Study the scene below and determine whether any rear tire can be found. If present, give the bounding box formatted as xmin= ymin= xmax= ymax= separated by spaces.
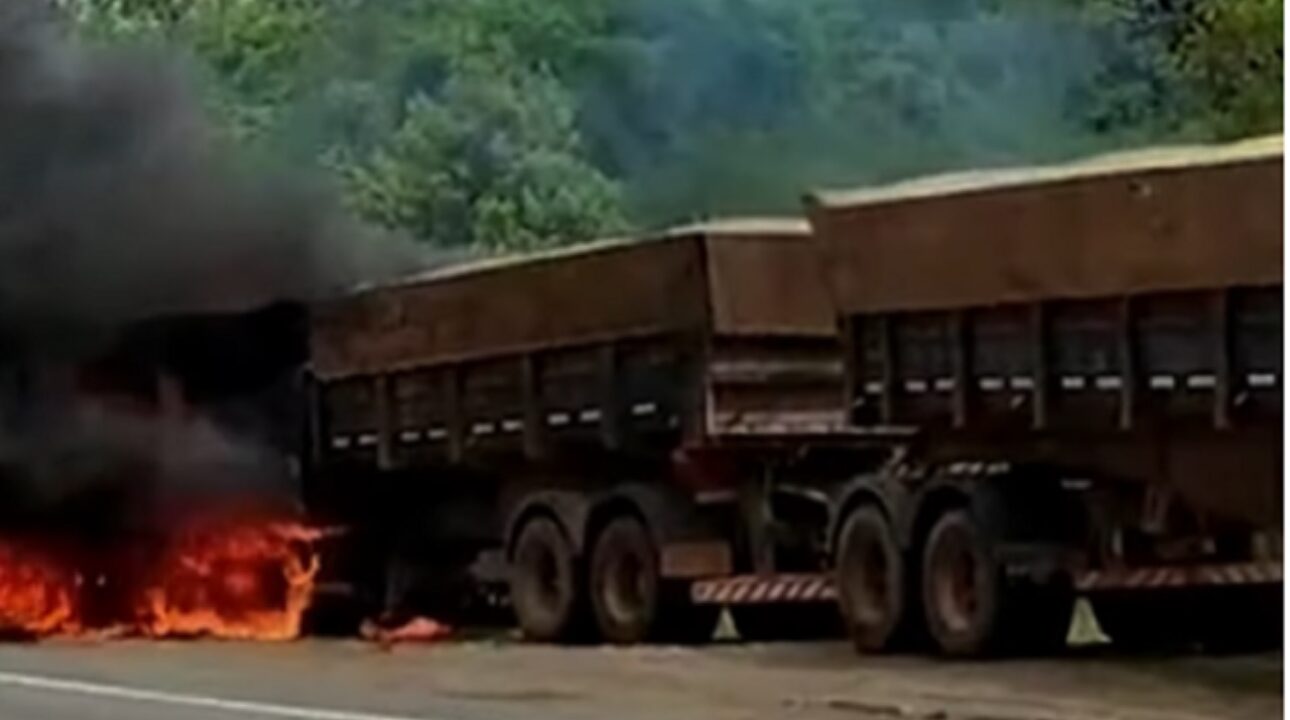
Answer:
xmin=922 ymin=510 xmax=1001 ymax=656
xmin=835 ymin=505 xmax=906 ymax=653
xmin=589 ymin=516 xmax=661 ymax=644
xmin=511 ymin=516 xmax=586 ymax=643
xmin=922 ymin=510 xmax=1073 ymax=657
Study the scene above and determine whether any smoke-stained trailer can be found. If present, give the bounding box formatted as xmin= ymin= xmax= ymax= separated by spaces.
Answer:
xmin=306 ymin=220 xmax=876 ymax=641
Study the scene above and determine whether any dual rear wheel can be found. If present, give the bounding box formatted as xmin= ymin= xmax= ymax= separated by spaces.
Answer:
xmin=835 ymin=505 xmax=906 ymax=652
xmin=589 ymin=516 xmax=719 ymax=644
xmin=921 ymin=509 xmax=1073 ymax=656
xmin=510 ymin=516 xmax=586 ymax=642
xmin=514 ymin=504 xmax=1079 ymax=654
xmin=835 ymin=505 xmax=1074 ymax=656
xmin=510 ymin=514 xmax=718 ymax=644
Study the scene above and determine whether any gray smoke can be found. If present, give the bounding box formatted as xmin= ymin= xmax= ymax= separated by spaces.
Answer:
xmin=577 ymin=0 xmax=1152 ymax=223
xmin=0 ymin=0 xmax=422 ymax=336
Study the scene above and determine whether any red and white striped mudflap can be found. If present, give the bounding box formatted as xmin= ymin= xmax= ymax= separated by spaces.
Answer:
xmin=690 ymin=573 xmax=836 ymax=605
xmin=1075 ymin=560 xmax=1283 ymax=592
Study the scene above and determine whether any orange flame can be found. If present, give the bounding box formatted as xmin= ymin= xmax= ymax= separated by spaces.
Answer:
xmin=0 ymin=543 xmax=78 ymax=636
xmin=0 ymin=519 xmax=326 ymax=641
xmin=139 ymin=521 xmax=324 ymax=641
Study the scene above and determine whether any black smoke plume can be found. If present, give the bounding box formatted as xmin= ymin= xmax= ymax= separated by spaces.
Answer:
xmin=0 ymin=1 xmax=420 ymax=542
xmin=0 ymin=1 xmax=420 ymax=335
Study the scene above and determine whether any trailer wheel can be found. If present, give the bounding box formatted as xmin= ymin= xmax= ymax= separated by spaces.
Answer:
xmin=921 ymin=509 xmax=1002 ymax=656
xmin=590 ymin=516 xmax=661 ymax=644
xmin=835 ymin=505 xmax=905 ymax=653
xmin=511 ymin=516 xmax=585 ymax=642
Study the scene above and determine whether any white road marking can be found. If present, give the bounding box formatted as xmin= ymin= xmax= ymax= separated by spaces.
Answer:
xmin=0 ymin=671 xmax=444 ymax=720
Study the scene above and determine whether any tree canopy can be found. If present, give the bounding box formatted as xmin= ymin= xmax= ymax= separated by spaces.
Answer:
xmin=59 ymin=0 xmax=1283 ymax=252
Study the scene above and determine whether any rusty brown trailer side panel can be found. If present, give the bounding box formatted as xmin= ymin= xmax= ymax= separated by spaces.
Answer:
xmin=808 ymin=136 xmax=1282 ymax=313
xmin=310 ymin=234 xmax=709 ymax=380
xmin=807 ymin=136 xmax=1283 ymax=526
xmin=309 ymin=221 xmax=842 ymax=468
xmin=704 ymin=229 xmax=837 ymax=338
xmin=311 ymin=220 xmax=835 ymax=380
xmin=700 ymin=227 xmax=848 ymax=438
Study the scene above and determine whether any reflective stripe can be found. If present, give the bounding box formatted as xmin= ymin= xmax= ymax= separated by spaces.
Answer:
xmin=1149 ymin=375 xmax=1176 ymax=390
xmin=630 ymin=402 xmax=658 ymax=416
xmin=1095 ymin=375 xmax=1123 ymax=391
xmin=1248 ymin=372 xmax=1278 ymax=388
xmin=979 ymin=377 xmax=1004 ymax=391
xmin=1010 ymin=376 xmax=1035 ymax=391
xmin=1075 ymin=562 xmax=1282 ymax=590
xmin=1186 ymin=374 xmax=1217 ymax=389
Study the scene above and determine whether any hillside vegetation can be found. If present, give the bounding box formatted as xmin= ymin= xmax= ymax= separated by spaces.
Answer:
xmin=62 ymin=0 xmax=1282 ymax=251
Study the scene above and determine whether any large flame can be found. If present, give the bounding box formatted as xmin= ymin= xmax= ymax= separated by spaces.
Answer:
xmin=139 ymin=521 xmax=324 ymax=641
xmin=0 ymin=543 xmax=78 ymax=636
xmin=0 ymin=519 xmax=324 ymax=641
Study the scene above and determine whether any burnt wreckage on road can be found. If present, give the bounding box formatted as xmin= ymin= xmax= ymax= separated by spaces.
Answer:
xmin=40 ymin=136 xmax=1282 ymax=655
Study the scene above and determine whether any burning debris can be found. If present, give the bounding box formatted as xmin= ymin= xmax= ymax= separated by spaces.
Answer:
xmin=360 ymin=616 xmax=454 ymax=648
xmin=0 ymin=518 xmax=328 ymax=641
xmin=139 ymin=519 xmax=326 ymax=641
xmin=0 ymin=541 xmax=76 ymax=636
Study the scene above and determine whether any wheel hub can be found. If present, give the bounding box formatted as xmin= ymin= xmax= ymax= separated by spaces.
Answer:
xmin=604 ymin=551 xmax=647 ymax=622
xmin=932 ymin=530 xmax=979 ymax=634
xmin=846 ymin=537 xmax=891 ymax=625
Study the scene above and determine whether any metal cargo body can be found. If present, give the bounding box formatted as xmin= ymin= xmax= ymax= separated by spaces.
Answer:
xmin=309 ymin=220 xmax=844 ymax=469
xmin=807 ymin=136 xmax=1281 ymax=313
xmin=806 ymin=137 xmax=1283 ymax=525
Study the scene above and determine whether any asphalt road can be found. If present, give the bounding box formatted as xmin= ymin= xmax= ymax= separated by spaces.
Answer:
xmin=0 ymin=637 xmax=1279 ymax=720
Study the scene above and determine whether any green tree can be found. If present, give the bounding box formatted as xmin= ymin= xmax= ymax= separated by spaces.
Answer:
xmin=309 ymin=1 xmax=625 ymax=251
xmin=60 ymin=0 xmax=325 ymax=142
xmin=63 ymin=0 xmax=1282 ymax=248
xmin=1174 ymin=0 xmax=1282 ymax=137
xmin=334 ymin=71 xmax=624 ymax=251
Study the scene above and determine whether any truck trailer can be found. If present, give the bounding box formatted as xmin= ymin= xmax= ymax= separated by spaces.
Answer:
xmin=306 ymin=218 xmax=860 ymax=642
xmin=305 ymin=137 xmax=1282 ymax=655
xmin=806 ymin=135 xmax=1282 ymax=654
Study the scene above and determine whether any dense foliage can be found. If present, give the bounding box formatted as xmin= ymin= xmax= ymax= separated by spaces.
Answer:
xmin=60 ymin=0 xmax=1282 ymax=251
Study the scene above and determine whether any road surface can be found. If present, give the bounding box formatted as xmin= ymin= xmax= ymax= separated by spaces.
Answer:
xmin=0 ymin=637 xmax=1278 ymax=720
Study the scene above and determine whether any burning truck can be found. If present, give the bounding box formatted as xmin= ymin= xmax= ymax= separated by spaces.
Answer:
xmin=0 ymin=135 xmax=1278 ymax=656
xmin=0 ymin=303 xmax=325 ymax=639
xmin=0 ymin=0 xmax=407 ymax=641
